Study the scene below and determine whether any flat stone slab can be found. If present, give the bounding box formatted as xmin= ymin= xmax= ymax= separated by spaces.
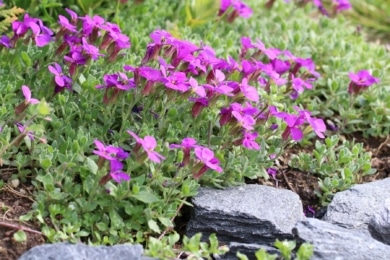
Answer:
xmin=322 ymin=178 xmax=390 ymax=232
xmin=368 ymin=198 xmax=390 ymax=245
xmin=293 ymin=218 xmax=390 ymax=260
xmin=186 ymin=184 xmax=305 ymax=245
xmin=18 ymin=243 xmax=147 ymax=260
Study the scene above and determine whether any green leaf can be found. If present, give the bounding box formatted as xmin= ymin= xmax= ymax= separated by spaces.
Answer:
xmin=132 ymin=190 xmax=159 ymax=204
xmin=85 ymin=157 xmax=98 ymax=174
xmin=40 ymin=158 xmax=52 ymax=170
xmin=13 ymin=230 xmax=27 ymax=242
xmin=19 ymin=212 xmax=33 ymax=222
xmin=236 ymin=251 xmax=249 ymax=260
xmin=148 ymin=219 xmax=161 ymax=233
xmin=186 ymin=0 xmax=221 ymax=26
xmin=296 ymin=243 xmax=314 ymax=260
xmin=37 ymin=99 xmax=51 ymax=116
xmin=21 ymin=51 xmax=32 ymax=67
xmin=158 ymin=217 xmax=173 ymax=228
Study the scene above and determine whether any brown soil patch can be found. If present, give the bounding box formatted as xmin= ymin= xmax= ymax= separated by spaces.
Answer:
xmin=0 ymin=181 xmax=45 ymax=260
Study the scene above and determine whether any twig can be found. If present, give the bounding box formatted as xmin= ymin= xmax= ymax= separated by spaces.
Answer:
xmin=0 ymin=221 xmax=43 ymax=235
xmin=158 ymin=200 xmax=185 ymax=240
xmin=281 ymin=170 xmax=296 ymax=193
xmin=374 ymin=135 xmax=390 ymax=157
xmin=3 ymin=184 xmax=35 ymax=203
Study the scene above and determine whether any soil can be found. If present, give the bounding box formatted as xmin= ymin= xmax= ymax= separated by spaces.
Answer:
xmin=0 ymin=181 xmax=45 ymax=260
xmin=1 ymin=135 xmax=389 ymax=259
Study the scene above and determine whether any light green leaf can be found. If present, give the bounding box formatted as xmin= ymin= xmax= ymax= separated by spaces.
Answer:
xmin=85 ymin=157 xmax=98 ymax=174
xmin=13 ymin=230 xmax=27 ymax=242
xmin=158 ymin=217 xmax=173 ymax=227
xmin=37 ymin=99 xmax=50 ymax=116
xmin=186 ymin=0 xmax=221 ymax=26
xmin=132 ymin=190 xmax=159 ymax=204
xmin=148 ymin=219 xmax=161 ymax=233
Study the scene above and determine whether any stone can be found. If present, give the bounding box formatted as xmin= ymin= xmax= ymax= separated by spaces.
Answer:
xmin=293 ymin=218 xmax=390 ymax=260
xmin=224 ymin=242 xmax=281 ymax=260
xmin=18 ymin=242 xmax=151 ymax=260
xmin=322 ymin=178 xmax=390 ymax=233
xmin=368 ymin=198 xmax=390 ymax=245
xmin=186 ymin=184 xmax=305 ymax=246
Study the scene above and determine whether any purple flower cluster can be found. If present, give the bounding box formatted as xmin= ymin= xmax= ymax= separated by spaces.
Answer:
xmin=0 ymin=14 xmax=53 ymax=49
xmin=95 ymin=29 xmax=325 ymax=153
xmin=2 ymin=9 xmax=131 ymax=95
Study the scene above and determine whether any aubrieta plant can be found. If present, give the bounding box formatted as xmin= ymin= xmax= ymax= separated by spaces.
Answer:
xmin=289 ymin=135 xmax=376 ymax=205
xmin=0 ymin=1 xmax=329 ymax=257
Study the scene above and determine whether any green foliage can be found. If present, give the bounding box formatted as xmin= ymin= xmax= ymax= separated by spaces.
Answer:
xmin=237 ymin=239 xmax=313 ymax=260
xmin=0 ymin=5 xmax=24 ymax=32
xmin=289 ymin=135 xmax=376 ymax=205
xmin=347 ymin=0 xmax=390 ymax=43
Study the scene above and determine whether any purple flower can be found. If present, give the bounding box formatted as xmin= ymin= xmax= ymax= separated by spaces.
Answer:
xmin=189 ymin=97 xmax=209 ymax=118
xmin=127 ymin=131 xmax=165 ymax=163
xmin=142 ymin=136 xmax=166 ymax=163
xmin=65 ymin=8 xmax=78 ymax=24
xmin=161 ymin=71 xmax=189 ymax=92
xmin=348 ymin=70 xmax=380 ymax=95
xmin=239 ymin=78 xmax=259 ymax=102
xmin=193 ymin=147 xmax=223 ymax=179
xmin=270 ymin=106 xmax=305 ymax=141
xmin=0 ymin=35 xmax=11 ymax=48
xmin=194 ymin=147 xmax=222 ymax=172
xmin=242 ymin=131 xmax=260 ymax=150
xmin=12 ymin=14 xmax=37 ymax=37
xmin=290 ymin=76 xmax=312 ymax=99
xmin=16 ymin=123 xmax=34 ymax=140
xmin=48 ymin=63 xmax=72 ymax=89
xmin=22 ymin=85 xmax=39 ymax=105
xmin=93 ymin=140 xmax=129 ymax=161
xmin=267 ymin=167 xmax=278 ymax=179
xmin=170 ymin=137 xmax=198 ymax=166
xmin=220 ymin=0 xmax=253 ymax=19
xmin=169 ymin=137 xmax=198 ymax=150
xmin=232 ymin=111 xmax=255 ymax=131
xmin=58 ymin=15 xmax=77 ymax=33
xmin=188 ymin=77 xmax=206 ymax=97
xmin=81 ymin=37 xmax=104 ymax=60
xmin=298 ymin=108 xmax=326 ymax=139
xmin=15 ymin=85 xmax=39 ymax=115
xmin=29 ymin=21 xmax=52 ymax=47
xmin=109 ymin=160 xmax=130 ymax=183
xmin=80 ymin=15 xmax=105 ymax=36
xmin=333 ymin=0 xmax=351 ymax=12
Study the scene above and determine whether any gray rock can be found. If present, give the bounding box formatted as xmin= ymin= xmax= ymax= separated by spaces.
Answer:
xmin=293 ymin=218 xmax=390 ymax=260
xmin=186 ymin=184 xmax=305 ymax=246
xmin=368 ymin=198 xmax=390 ymax=245
xmin=18 ymin=242 xmax=150 ymax=260
xmin=224 ymin=242 xmax=281 ymax=260
xmin=322 ymin=178 xmax=390 ymax=233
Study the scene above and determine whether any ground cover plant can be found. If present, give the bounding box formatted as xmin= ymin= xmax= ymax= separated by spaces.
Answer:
xmin=0 ymin=0 xmax=389 ymax=259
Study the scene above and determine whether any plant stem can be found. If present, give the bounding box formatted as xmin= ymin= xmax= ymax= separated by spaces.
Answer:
xmin=0 ymin=221 xmax=43 ymax=235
